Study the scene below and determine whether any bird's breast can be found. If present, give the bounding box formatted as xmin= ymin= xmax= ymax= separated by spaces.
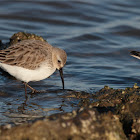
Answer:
xmin=0 ymin=63 xmax=56 ymax=82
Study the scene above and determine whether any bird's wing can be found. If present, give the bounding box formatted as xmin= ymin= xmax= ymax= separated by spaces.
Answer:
xmin=0 ymin=40 xmax=52 ymax=70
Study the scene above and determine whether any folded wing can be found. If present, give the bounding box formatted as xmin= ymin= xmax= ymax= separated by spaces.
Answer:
xmin=0 ymin=40 xmax=52 ymax=70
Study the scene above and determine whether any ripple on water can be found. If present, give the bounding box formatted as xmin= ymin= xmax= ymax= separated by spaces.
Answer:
xmin=0 ymin=0 xmax=140 ymax=125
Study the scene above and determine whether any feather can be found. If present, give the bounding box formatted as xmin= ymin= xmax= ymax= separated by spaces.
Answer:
xmin=0 ymin=40 xmax=53 ymax=70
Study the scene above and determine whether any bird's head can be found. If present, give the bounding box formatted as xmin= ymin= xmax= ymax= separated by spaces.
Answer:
xmin=52 ymin=47 xmax=67 ymax=89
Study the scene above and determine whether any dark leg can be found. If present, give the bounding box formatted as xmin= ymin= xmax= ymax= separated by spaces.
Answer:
xmin=23 ymin=82 xmax=37 ymax=94
xmin=24 ymin=82 xmax=27 ymax=98
xmin=26 ymin=83 xmax=37 ymax=93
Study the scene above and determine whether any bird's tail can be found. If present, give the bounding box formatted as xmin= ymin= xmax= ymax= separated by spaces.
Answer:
xmin=130 ymin=51 xmax=140 ymax=60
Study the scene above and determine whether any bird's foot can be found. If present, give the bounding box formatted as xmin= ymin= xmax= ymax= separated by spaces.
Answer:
xmin=31 ymin=89 xmax=38 ymax=94
xmin=23 ymin=82 xmax=46 ymax=95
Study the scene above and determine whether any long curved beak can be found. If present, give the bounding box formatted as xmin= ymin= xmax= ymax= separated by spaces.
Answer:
xmin=59 ymin=68 xmax=64 ymax=89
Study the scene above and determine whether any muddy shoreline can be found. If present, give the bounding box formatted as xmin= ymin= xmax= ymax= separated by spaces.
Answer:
xmin=0 ymin=84 xmax=140 ymax=140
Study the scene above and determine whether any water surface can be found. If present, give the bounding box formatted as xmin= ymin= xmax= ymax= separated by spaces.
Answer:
xmin=0 ymin=0 xmax=140 ymax=125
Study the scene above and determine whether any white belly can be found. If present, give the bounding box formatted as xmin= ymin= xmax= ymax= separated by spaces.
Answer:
xmin=0 ymin=63 xmax=56 ymax=83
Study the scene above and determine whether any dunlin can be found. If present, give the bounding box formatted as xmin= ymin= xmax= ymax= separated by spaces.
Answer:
xmin=130 ymin=51 xmax=140 ymax=60
xmin=0 ymin=40 xmax=67 ymax=95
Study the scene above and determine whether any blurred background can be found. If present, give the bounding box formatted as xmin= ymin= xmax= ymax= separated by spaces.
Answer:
xmin=0 ymin=0 xmax=140 ymax=125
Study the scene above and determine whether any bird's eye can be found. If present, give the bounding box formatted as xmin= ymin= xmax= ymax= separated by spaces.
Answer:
xmin=58 ymin=60 xmax=61 ymax=63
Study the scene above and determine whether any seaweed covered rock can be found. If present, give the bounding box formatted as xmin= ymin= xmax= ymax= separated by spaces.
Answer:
xmin=117 ymin=93 xmax=140 ymax=140
xmin=90 ymin=84 xmax=140 ymax=140
xmin=10 ymin=32 xmax=46 ymax=45
xmin=0 ymin=108 xmax=127 ymax=140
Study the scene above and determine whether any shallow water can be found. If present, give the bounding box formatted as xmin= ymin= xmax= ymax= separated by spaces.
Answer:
xmin=0 ymin=0 xmax=140 ymax=125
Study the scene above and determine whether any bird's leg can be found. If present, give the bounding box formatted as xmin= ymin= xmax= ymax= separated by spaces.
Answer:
xmin=24 ymin=82 xmax=27 ymax=98
xmin=23 ymin=82 xmax=37 ymax=94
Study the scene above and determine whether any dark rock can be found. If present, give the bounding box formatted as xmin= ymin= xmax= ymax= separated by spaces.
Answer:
xmin=10 ymin=32 xmax=46 ymax=45
xmin=0 ymin=108 xmax=127 ymax=140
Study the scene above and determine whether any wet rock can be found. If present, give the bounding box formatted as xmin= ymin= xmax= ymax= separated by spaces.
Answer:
xmin=10 ymin=32 xmax=46 ymax=45
xmin=90 ymin=84 xmax=140 ymax=140
xmin=66 ymin=90 xmax=92 ymax=107
xmin=0 ymin=40 xmax=8 ymax=50
xmin=117 ymin=98 xmax=140 ymax=140
xmin=0 ymin=108 xmax=127 ymax=140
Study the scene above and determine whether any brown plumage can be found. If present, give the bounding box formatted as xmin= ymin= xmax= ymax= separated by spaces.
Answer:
xmin=0 ymin=40 xmax=53 ymax=70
